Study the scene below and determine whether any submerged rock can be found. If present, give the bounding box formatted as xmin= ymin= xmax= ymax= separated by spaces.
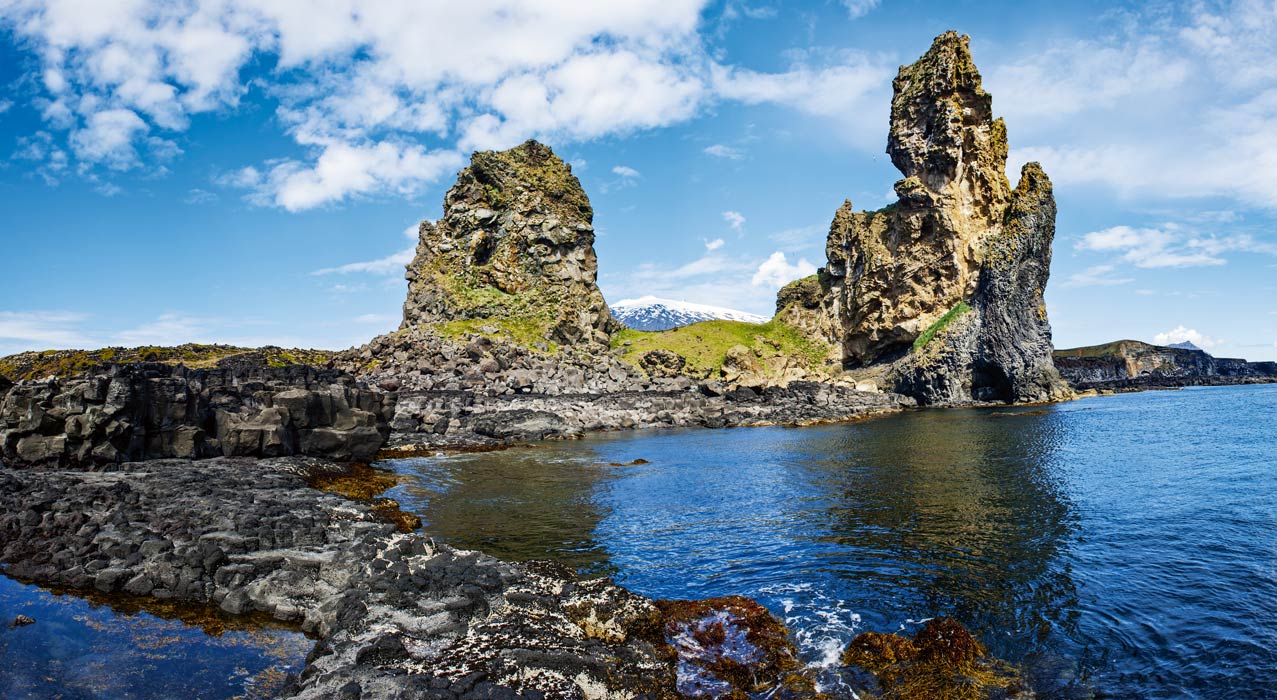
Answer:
xmin=842 ymin=617 xmax=1027 ymax=699
xmin=657 ymin=596 xmax=821 ymax=699
xmin=780 ymin=32 xmax=1070 ymax=406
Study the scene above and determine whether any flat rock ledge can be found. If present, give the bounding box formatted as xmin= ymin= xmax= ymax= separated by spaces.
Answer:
xmin=0 ymin=458 xmax=807 ymax=699
xmin=386 ymin=382 xmax=915 ymax=451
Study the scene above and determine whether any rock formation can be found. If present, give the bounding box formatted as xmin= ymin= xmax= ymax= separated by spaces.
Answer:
xmin=0 ymin=362 xmax=391 ymax=467
xmin=401 ymin=140 xmax=618 ymax=349
xmin=1054 ymin=340 xmax=1277 ymax=391
xmin=779 ymin=31 xmax=1069 ymax=405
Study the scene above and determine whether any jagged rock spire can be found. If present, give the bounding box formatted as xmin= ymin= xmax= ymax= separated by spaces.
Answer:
xmin=779 ymin=31 xmax=1069 ymax=405
xmin=887 ymin=30 xmax=1010 ymax=215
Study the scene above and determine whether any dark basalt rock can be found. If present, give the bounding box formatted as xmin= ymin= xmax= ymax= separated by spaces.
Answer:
xmin=1053 ymin=340 xmax=1277 ymax=392
xmin=0 ymin=362 xmax=391 ymax=468
xmin=0 ymin=458 xmax=836 ymax=699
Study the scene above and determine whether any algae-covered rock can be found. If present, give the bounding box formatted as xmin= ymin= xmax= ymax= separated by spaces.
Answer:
xmin=401 ymin=140 xmax=619 ymax=349
xmin=842 ymin=617 xmax=1027 ymax=700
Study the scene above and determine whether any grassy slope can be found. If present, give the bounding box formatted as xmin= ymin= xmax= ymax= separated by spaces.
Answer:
xmin=1052 ymin=340 xmax=1151 ymax=359
xmin=611 ymin=319 xmax=831 ymax=378
xmin=0 ymin=344 xmax=335 ymax=381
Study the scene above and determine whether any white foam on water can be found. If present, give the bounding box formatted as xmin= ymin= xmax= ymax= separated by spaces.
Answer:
xmin=758 ymin=582 xmax=864 ymax=696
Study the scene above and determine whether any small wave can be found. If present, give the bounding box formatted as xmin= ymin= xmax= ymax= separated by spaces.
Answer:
xmin=758 ymin=582 xmax=864 ymax=695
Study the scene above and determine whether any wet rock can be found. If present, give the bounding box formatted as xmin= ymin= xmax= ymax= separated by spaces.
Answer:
xmin=11 ymin=614 xmax=35 ymax=628
xmin=841 ymin=617 xmax=1027 ymax=699
xmin=657 ymin=596 xmax=819 ymax=699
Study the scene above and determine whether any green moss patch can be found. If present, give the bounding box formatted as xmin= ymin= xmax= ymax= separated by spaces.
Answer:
xmin=912 ymin=302 xmax=971 ymax=351
xmin=611 ymin=320 xmax=831 ymax=378
xmin=0 ymin=344 xmax=335 ymax=381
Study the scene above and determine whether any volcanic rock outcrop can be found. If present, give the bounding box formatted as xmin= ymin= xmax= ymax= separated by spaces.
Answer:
xmin=780 ymin=31 xmax=1069 ymax=405
xmin=401 ymin=140 xmax=618 ymax=349
xmin=0 ymin=362 xmax=390 ymax=467
xmin=1054 ymin=340 xmax=1277 ymax=391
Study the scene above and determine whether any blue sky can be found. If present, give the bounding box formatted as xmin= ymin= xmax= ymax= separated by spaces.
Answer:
xmin=1 ymin=0 xmax=1276 ymax=360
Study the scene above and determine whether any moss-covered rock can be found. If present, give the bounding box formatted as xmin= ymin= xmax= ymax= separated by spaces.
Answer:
xmin=401 ymin=140 xmax=618 ymax=350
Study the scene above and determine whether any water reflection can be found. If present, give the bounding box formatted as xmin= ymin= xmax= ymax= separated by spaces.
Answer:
xmin=386 ymin=446 xmax=619 ymax=576
xmin=384 ymin=409 xmax=1083 ymax=692
xmin=0 ymin=573 xmax=311 ymax=700
xmin=376 ymin=388 xmax=1277 ymax=698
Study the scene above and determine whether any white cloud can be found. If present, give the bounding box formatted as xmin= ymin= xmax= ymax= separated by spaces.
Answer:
xmin=1063 ymin=264 xmax=1134 ymax=288
xmin=255 ymin=142 xmax=464 ymax=211
xmin=1154 ymin=325 xmax=1220 ymax=351
xmin=841 ymin=0 xmax=880 ymax=19
xmin=704 ymin=144 xmax=744 ymax=159
xmin=611 ymin=165 xmax=641 ymax=178
xmin=2 ymin=0 xmax=902 ymax=209
xmin=723 ymin=210 xmax=745 ymax=231
xmin=994 ymin=3 xmax=1277 ymax=209
xmin=183 ymin=188 xmax=218 ymax=204
xmin=312 ymin=247 xmax=416 ymax=276
xmin=704 ymin=237 xmax=725 ymax=251
xmin=751 ymin=251 xmax=816 ymax=288
xmin=0 ymin=311 xmax=93 ymax=352
xmin=69 ymin=108 xmax=148 ymax=169
xmin=1078 ymin=225 xmax=1231 ymax=269
xmin=0 ymin=100 xmax=12 ymax=114
xmin=769 ymin=224 xmax=825 ymax=251
xmin=112 ymin=313 xmax=210 ymax=347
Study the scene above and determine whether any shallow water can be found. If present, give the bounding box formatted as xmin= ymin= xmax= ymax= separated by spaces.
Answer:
xmin=0 ymin=574 xmax=311 ymax=700
xmin=382 ymin=385 xmax=1277 ymax=699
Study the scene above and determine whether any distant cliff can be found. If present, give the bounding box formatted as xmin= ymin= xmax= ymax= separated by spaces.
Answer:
xmin=1055 ymin=340 xmax=1277 ymax=391
xmin=778 ymin=32 xmax=1069 ymax=405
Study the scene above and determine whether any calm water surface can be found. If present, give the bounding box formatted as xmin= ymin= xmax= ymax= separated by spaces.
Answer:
xmin=0 ymin=574 xmax=311 ymax=699
xmin=383 ymin=385 xmax=1277 ymax=699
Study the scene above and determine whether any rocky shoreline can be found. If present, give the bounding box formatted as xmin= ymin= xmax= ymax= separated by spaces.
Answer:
xmin=0 ymin=455 xmax=1027 ymax=700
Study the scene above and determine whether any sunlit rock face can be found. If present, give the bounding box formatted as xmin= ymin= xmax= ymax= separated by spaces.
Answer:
xmin=401 ymin=140 xmax=619 ymax=349
xmin=780 ymin=31 xmax=1069 ymax=405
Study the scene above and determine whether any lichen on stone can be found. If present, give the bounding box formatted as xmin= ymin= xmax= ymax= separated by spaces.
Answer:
xmin=401 ymin=140 xmax=618 ymax=350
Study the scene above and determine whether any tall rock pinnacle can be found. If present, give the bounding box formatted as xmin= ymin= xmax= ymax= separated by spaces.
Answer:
xmin=401 ymin=140 xmax=618 ymax=348
xmin=779 ymin=31 xmax=1069 ymax=404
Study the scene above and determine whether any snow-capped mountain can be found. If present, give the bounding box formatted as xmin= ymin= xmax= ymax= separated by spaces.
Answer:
xmin=610 ymin=296 xmax=769 ymax=331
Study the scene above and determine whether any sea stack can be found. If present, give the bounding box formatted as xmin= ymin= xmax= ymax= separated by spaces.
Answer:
xmin=401 ymin=140 xmax=618 ymax=349
xmin=779 ymin=31 xmax=1069 ymax=404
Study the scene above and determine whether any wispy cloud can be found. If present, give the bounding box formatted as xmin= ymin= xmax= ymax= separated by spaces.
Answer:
xmin=1063 ymin=264 xmax=1134 ymax=288
xmin=704 ymin=144 xmax=744 ymax=160
xmin=723 ymin=210 xmax=745 ymax=231
xmin=1076 ymin=224 xmax=1277 ymax=270
xmin=0 ymin=311 xmax=94 ymax=352
xmin=312 ymin=248 xmax=415 ymax=276
xmin=704 ymin=238 xmax=725 ymax=251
